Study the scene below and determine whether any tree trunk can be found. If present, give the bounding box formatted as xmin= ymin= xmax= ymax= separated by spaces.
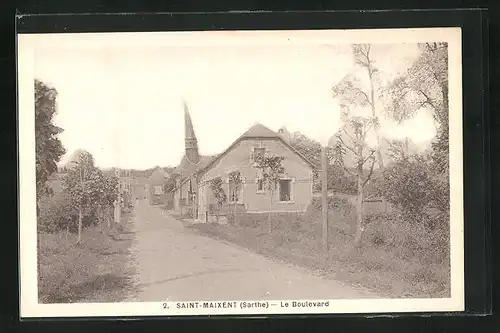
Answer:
xmin=77 ymin=206 xmax=83 ymax=244
xmin=97 ymin=205 xmax=102 ymax=226
xmin=268 ymin=191 xmax=273 ymax=233
xmin=354 ymin=145 xmax=365 ymax=248
xmin=321 ymin=145 xmax=329 ymax=252
xmin=107 ymin=205 xmax=111 ymax=229
xmin=368 ymin=61 xmax=384 ymax=170
xmin=232 ymin=203 xmax=236 ymax=225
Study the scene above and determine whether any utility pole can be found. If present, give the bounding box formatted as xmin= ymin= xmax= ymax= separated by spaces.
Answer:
xmin=321 ymin=145 xmax=329 ymax=252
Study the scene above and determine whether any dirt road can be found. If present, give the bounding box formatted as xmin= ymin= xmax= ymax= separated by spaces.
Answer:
xmin=127 ymin=200 xmax=375 ymax=302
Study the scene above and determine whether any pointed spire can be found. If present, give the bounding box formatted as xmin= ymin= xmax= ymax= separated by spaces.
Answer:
xmin=183 ymin=101 xmax=200 ymax=164
xmin=184 ymin=101 xmax=196 ymax=140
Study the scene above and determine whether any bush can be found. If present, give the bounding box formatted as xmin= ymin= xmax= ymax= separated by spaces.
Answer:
xmin=38 ymin=193 xmax=74 ymax=233
xmin=306 ymin=195 xmax=354 ymax=219
xmin=363 ymin=211 xmax=449 ymax=265
xmin=38 ymin=192 xmax=103 ymax=233
xmin=379 ymin=158 xmax=436 ymax=220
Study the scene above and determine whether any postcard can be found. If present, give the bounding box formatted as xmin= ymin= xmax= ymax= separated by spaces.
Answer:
xmin=18 ymin=27 xmax=463 ymax=317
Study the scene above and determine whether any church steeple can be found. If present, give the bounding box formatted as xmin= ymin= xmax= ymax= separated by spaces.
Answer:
xmin=184 ymin=101 xmax=200 ymax=164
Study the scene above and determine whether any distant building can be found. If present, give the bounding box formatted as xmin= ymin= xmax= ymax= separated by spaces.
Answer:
xmin=172 ymin=102 xmax=316 ymax=222
xmin=146 ymin=166 xmax=170 ymax=205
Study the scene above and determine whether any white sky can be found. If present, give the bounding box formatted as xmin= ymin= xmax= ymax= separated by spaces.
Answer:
xmin=32 ymin=31 xmax=437 ymax=169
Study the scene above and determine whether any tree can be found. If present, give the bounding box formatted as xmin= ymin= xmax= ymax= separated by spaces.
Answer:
xmin=386 ymin=42 xmax=449 ymax=174
xmin=332 ymin=44 xmax=385 ymax=170
xmin=289 ymin=131 xmax=336 ymax=168
xmin=92 ymin=170 xmax=119 ymax=229
xmin=379 ymin=156 xmax=435 ymax=225
xmin=386 ymin=138 xmax=411 ymax=162
xmin=227 ymin=171 xmax=243 ymax=225
xmin=63 ymin=151 xmax=119 ymax=242
xmin=209 ymin=177 xmax=227 ymax=223
xmin=332 ymin=48 xmax=385 ymax=247
xmin=164 ymin=172 xmax=180 ymax=193
xmin=63 ymin=151 xmax=93 ymax=243
xmin=254 ymin=154 xmax=286 ymax=233
xmin=333 ymin=116 xmax=377 ymax=247
xmin=289 ymin=131 xmax=354 ymax=193
xmin=384 ymin=42 xmax=450 ymax=227
xmin=35 ymin=79 xmax=66 ymax=211
xmin=164 ymin=172 xmax=180 ymax=209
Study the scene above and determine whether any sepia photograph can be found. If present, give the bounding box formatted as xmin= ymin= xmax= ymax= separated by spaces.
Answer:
xmin=18 ymin=28 xmax=464 ymax=317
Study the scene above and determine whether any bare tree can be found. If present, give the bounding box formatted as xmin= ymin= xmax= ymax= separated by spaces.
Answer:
xmin=333 ymin=44 xmax=385 ymax=170
xmin=334 ymin=116 xmax=377 ymax=247
xmin=332 ymin=44 xmax=386 ymax=247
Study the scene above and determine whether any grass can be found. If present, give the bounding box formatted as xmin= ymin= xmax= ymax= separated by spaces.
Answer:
xmin=187 ymin=200 xmax=450 ymax=299
xmin=37 ymin=211 xmax=137 ymax=303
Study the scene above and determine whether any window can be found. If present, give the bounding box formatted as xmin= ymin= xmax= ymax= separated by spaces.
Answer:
xmin=228 ymin=177 xmax=245 ymax=202
xmin=188 ymin=180 xmax=193 ymax=204
xmin=279 ymin=179 xmax=292 ymax=202
xmin=229 ymin=180 xmax=239 ymax=202
xmin=256 ymin=179 xmax=265 ymax=193
xmin=153 ymin=185 xmax=163 ymax=195
xmin=252 ymin=148 xmax=266 ymax=163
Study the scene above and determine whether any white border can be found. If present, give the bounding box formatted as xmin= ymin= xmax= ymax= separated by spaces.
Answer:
xmin=18 ymin=27 xmax=464 ymax=318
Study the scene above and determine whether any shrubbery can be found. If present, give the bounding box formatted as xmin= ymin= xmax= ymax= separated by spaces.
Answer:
xmin=38 ymin=192 xmax=102 ymax=233
xmin=38 ymin=193 xmax=73 ymax=233
xmin=306 ymin=196 xmax=354 ymax=218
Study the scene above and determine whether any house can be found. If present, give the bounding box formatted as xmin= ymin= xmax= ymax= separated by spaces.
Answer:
xmin=172 ymin=102 xmax=316 ymax=222
xmin=146 ymin=166 xmax=170 ymax=205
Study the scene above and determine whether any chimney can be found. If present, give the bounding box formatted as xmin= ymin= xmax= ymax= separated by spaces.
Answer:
xmin=278 ymin=126 xmax=291 ymax=144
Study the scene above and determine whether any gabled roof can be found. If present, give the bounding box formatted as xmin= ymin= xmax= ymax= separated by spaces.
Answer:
xmin=172 ymin=123 xmax=316 ymax=192
xmin=198 ymin=123 xmax=316 ymax=174
xmin=171 ymin=155 xmax=217 ymax=192
xmin=241 ymin=123 xmax=279 ymax=138
xmin=148 ymin=166 xmax=169 ymax=184
xmin=177 ymin=155 xmax=215 ymax=175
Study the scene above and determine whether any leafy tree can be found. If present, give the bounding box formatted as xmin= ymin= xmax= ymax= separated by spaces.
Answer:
xmin=386 ymin=42 xmax=449 ymax=174
xmin=63 ymin=151 xmax=119 ymax=242
xmin=379 ymin=156 xmax=435 ymax=224
xmin=209 ymin=177 xmax=227 ymax=223
xmin=383 ymin=43 xmax=450 ymax=228
xmin=386 ymin=138 xmax=411 ymax=162
xmin=93 ymin=171 xmax=119 ymax=228
xmin=63 ymin=151 xmax=93 ymax=243
xmin=35 ymin=79 xmax=66 ymax=211
xmin=163 ymin=172 xmax=180 ymax=209
xmin=254 ymin=154 xmax=286 ymax=233
xmin=227 ymin=171 xmax=243 ymax=225
xmin=289 ymin=131 xmax=354 ymax=193
xmin=289 ymin=132 xmax=336 ymax=168
xmin=164 ymin=172 xmax=181 ymax=193
xmin=326 ymin=164 xmax=357 ymax=194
